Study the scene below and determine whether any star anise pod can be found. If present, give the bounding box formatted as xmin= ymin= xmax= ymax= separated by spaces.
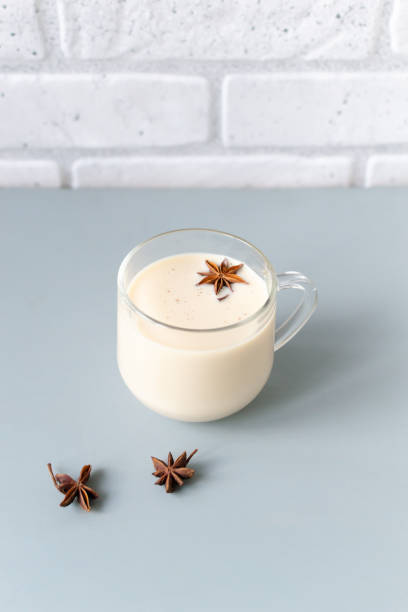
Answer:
xmin=151 ymin=449 xmax=198 ymax=493
xmin=47 ymin=463 xmax=99 ymax=512
xmin=197 ymin=258 xmax=247 ymax=295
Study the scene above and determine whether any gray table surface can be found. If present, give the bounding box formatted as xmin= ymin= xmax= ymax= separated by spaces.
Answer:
xmin=0 ymin=188 xmax=407 ymax=612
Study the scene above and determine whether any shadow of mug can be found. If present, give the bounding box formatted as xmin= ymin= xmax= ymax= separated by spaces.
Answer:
xmin=202 ymin=311 xmax=385 ymax=430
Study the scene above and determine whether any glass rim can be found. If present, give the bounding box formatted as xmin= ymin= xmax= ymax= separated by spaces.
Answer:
xmin=117 ymin=228 xmax=277 ymax=334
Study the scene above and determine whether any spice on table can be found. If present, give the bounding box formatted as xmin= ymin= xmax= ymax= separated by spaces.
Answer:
xmin=197 ymin=259 xmax=247 ymax=295
xmin=47 ymin=463 xmax=99 ymax=512
xmin=151 ymin=449 xmax=198 ymax=493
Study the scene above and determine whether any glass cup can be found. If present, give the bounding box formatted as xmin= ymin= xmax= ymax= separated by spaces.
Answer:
xmin=117 ymin=229 xmax=317 ymax=422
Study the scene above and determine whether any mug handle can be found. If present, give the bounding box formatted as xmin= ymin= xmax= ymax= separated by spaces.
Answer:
xmin=274 ymin=271 xmax=318 ymax=351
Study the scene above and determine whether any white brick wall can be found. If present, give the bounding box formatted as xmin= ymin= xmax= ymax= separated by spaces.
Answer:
xmin=1 ymin=0 xmax=408 ymax=188
xmin=57 ymin=0 xmax=383 ymax=60
xmin=72 ymin=156 xmax=353 ymax=188
xmin=223 ymin=74 xmax=408 ymax=147
xmin=0 ymin=74 xmax=209 ymax=147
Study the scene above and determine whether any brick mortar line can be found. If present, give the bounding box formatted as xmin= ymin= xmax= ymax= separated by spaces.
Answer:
xmin=353 ymin=153 xmax=372 ymax=187
xmin=2 ymin=144 xmax=408 ymax=156
xmin=377 ymin=0 xmax=394 ymax=57
xmin=2 ymin=58 xmax=408 ymax=73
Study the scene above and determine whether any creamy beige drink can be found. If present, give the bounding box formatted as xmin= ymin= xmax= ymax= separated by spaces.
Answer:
xmin=117 ymin=252 xmax=275 ymax=421
xmin=128 ymin=253 xmax=267 ymax=329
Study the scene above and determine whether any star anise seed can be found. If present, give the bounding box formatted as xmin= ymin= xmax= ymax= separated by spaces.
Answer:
xmin=47 ymin=463 xmax=99 ymax=512
xmin=151 ymin=449 xmax=198 ymax=493
xmin=197 ymin=258 xmax=247 ymax=295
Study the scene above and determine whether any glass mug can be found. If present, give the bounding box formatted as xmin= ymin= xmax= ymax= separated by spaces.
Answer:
xmin=117 ymin=229 xmax=317 ymax=422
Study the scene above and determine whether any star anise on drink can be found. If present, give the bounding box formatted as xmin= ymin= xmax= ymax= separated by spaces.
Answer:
xmin=151 ymin=449 xmax=198 ymax=493
xmin=197 ymin=258 xmax=247 ymax=295
xmin=47 ymin=463 xmax=99 ymax=512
